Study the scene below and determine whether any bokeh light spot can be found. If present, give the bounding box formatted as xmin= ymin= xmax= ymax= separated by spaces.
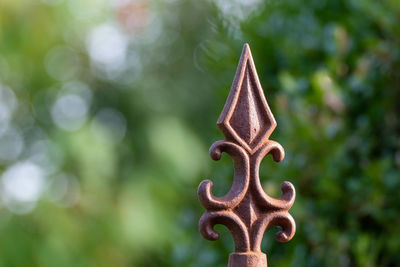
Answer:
xmin=1 ymin=162 xmax=45 ymax=214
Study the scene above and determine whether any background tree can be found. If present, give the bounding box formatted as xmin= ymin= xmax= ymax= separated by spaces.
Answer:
xmin=0 ymin=0 xmax=399 ymax=266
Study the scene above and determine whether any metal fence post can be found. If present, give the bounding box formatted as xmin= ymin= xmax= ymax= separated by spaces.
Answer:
xmin=198 ymin=44 xmax=296 ymax=267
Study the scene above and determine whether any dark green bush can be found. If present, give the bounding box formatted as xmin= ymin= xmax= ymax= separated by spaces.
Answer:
xmin=0 ymin=0 xmax=399 ymax=266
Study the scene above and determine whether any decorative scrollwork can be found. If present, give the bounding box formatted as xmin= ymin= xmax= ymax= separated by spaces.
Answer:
xmin=198 ymin=43 xmax=296 ymax=267
xmin=198 ymin=140 xmax=249 ymax=210
xmin=199 ymin=211 xmax=250 ymax=252
xmin=251 ymin=212 xmax=296 ymax=252
xmin=251 ymin=140 xmax=296 ymax=211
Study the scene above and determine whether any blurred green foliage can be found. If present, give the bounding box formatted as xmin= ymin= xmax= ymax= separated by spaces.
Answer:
xmin=0 ymin=0 xmax=399 ymax=266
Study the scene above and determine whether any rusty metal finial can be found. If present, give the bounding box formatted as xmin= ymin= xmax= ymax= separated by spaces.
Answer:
xmin=198 ymin=44 xmax=296 ymax=267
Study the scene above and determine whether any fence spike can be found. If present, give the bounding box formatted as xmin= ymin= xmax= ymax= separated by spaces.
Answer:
xmin=198 ymin=43 xmax=296 ymax=267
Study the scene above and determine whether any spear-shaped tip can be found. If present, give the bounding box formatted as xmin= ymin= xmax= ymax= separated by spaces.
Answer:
xmin=217 ymin=43 xmax=277 ymax=154
xmin=238 ymin=43 xmax=252 ymax=65
xmin=243 ymin=43 xmax=250 ymax=52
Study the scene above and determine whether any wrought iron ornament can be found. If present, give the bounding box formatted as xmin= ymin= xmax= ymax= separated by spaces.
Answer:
xmin=198 ymin=44 xmax=296 ymax=267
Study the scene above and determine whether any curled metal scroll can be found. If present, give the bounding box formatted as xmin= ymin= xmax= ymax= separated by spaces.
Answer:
xmin=199 ymin=211 xmax=250 ymax=252
xmin=251 ymin=140 xmax=295 ymax=211
xmin=198 ymin=44 xmax=296 ymax=266
xmin=198 ymin=140 xmax=249 ymax=210
xmin=251 ymin=212 xmax=296 ymax=252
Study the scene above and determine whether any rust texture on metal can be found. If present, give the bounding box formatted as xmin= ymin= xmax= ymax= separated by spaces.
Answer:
xmin=198 ymin=44 xmax=296 ymax=267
